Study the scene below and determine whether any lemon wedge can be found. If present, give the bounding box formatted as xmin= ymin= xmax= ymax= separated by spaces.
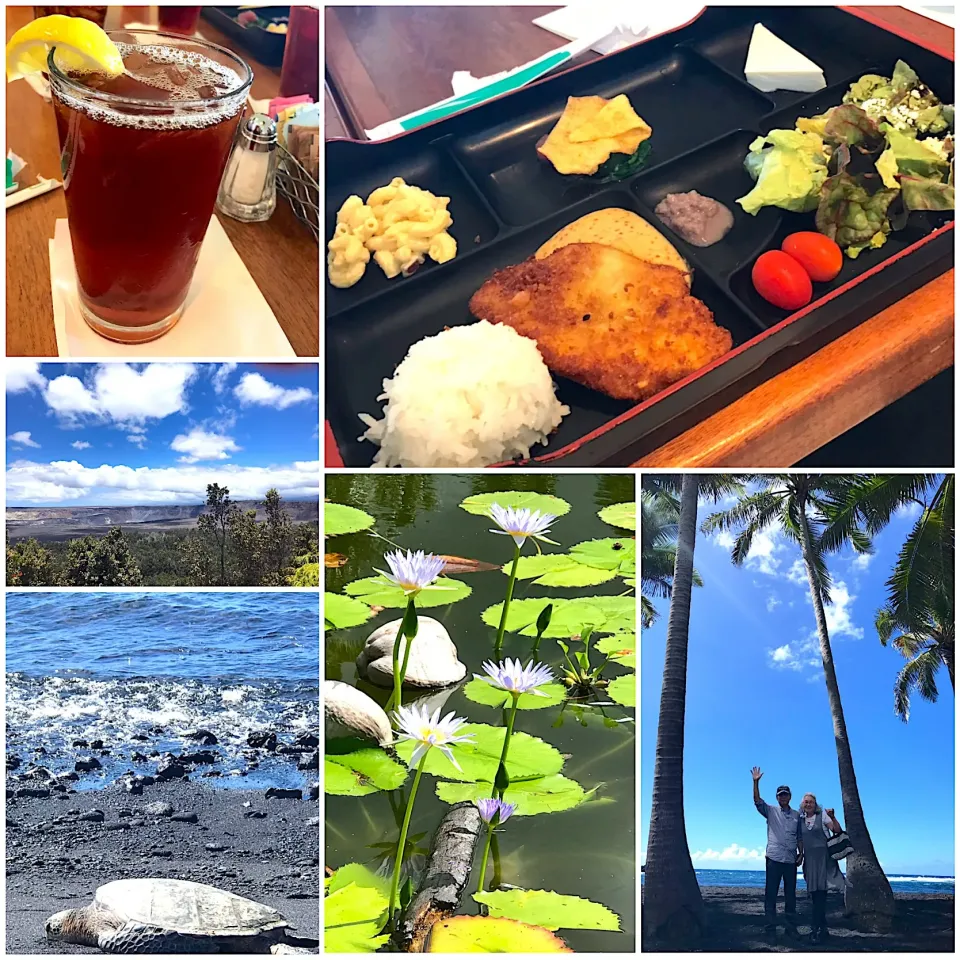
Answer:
xmin=6 ymin=15 xmax=124 ymax=82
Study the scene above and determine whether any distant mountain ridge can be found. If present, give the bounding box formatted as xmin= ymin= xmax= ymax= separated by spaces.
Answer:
xmin=7 ymin=500 xmax=319 ymax=527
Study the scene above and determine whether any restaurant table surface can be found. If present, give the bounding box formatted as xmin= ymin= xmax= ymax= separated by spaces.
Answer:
xmin=6 ymin=5 xmax=319 ymax=358
xmin=325 ymin=5 xmax=955 ymax=467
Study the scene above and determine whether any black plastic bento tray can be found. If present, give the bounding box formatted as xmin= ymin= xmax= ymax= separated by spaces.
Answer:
xmin=325 ymin=5 xmax=955 ymax=467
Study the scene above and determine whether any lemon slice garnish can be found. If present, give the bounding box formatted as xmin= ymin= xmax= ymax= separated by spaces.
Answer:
xmin=6 ymin=15 xmax=124 ymax=82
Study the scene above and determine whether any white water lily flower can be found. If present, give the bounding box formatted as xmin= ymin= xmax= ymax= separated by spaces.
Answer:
xmin=476 ymin=657 xmax=554 ymax=696
xmin=374 ymin=549 xmax=446 ymax=595
xmin=394 ymin=702 xmax=474 ymax=771
xmin=488 ymin=504 xmax=557 ymax=548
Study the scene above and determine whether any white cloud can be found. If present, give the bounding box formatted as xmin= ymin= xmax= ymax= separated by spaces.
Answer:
xmin=8 ymin=431 xmax=40 ymax=448
xmin=44 ymin=363 xmax=196 ymax=426
xmin=712 ymin=530 xmax=735 ymax=549
xmin=234 ymin=372 xmax=313 ymax=410
xmin=769 ymin=643 xmax=803 ymax=671
xmin=786 ymin=558 xmax=808 ymax=586
xmin=127 ymin=435 xmax=147 ymax=449
xmin=71 ymin=441 xmax=91 ymax=450
xmin=851 ymin=553 xmax=872 ymax=571
xmin=212 ymin=363 xmax=237 ymax=395
xmin=766 ymin=595 xmax=781 ymax=612
xmin=7 ymin=361 xmax=47 ymax=393
xmin=7 ymin=459 xmax=319 ymax=504
xmin=692 ymin=843 xmax=764 ymax=864
xmin=744 ymin=529 xmax=785 ymax=576
xmin=823 ymin=580 xmax=863 ymax=640
xmin=170 ymin=428 xmax=240 ymax=464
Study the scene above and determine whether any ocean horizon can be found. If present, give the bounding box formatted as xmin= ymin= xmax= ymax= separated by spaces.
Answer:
xmin=641 ymin=868 xmax=955 ymax=895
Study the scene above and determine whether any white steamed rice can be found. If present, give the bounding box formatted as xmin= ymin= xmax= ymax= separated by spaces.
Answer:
xmin=358 ymin=320 xmax=570 ymax=467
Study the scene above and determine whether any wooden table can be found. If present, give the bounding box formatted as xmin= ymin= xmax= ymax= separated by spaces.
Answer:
xmin=6 ymin=5 xmax=319 ymax=357
xmin=325 ymin=5 xmax=955 ymax=466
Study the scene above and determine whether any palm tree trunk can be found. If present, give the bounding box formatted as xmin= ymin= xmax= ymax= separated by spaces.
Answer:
xmin=643 ymin=474 xmax=704 ymax=945
xmin=798 ymin=509 xmax=896 ymax=930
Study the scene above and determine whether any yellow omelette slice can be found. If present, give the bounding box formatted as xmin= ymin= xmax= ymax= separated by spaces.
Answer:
xmin=568 ymin=94 xmax=651 ymax=144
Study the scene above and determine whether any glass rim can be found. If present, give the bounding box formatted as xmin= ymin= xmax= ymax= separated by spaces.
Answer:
xmin=47 ymin=28 xmax=253 ymax=109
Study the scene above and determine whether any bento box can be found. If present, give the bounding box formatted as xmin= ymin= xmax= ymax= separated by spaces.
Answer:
xmin=324 ymin=5 xmax=954 ymax=467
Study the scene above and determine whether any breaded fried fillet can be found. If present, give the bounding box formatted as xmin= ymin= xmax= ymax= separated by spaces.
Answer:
xmin=468 ymin=243 xmax=732 ymax=401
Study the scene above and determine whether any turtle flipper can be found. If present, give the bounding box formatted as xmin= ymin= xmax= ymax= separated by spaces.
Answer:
xmin=97 ymin=923 xmax=219 ymax=954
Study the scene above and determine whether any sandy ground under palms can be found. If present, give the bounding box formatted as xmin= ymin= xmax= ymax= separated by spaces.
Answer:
xmin=645 ymin=888 xmax=954 ymax=952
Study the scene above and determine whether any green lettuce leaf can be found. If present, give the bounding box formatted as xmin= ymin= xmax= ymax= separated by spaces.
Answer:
xmin=737 ymin=130 xmax=828 ymax=216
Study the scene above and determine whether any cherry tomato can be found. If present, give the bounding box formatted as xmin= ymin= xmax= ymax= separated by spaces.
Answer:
xmin=752 ymin=251 xmax=813 ymax=311
xmin=782 ymin=232 xmax=843 ymax=283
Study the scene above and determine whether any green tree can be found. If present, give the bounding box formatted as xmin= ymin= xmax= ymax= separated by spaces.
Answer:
xmin=704 ymin=475 xmax=896 ymax=930
xmin=261 ymin=488 xmax=293 ymax=585
xmin=228 ymin=508 xmax=264 ymax=586
xmin=198 ymin=483 xmax=237 ymax=585
xmin=642 ymin=475 xmax=742 ymax=946
xmin=7 ymin=538 xmax=53 ymax=586
xmin=61 ymin=527 xmax=143 ymax=586
xmin=823 ymin=474 xmax=954 ymax=720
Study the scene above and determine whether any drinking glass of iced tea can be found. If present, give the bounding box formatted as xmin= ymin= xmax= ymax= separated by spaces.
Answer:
xmin=48 ymin=31 xmax=252 ymax=342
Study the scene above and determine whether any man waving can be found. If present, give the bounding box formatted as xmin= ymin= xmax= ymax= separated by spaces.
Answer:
xmin=752 ymin=766 xmax=802 ymax=942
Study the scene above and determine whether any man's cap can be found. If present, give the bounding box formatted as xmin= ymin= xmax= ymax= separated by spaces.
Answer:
xmin=776 ymin=785 xmax=791 ymax=796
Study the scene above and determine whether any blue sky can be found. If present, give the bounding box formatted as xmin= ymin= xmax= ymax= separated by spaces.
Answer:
xmin=641 ymin=487 xmax=955 ymax=878
xmin=6 ymin=362 xmax=319 ymax=505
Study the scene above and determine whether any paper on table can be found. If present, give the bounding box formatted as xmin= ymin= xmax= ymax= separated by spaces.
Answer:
xmin=533 ymin=2 xmax=706 ymax=56
xmin=49 ymin=216 xmax=295 ymax=358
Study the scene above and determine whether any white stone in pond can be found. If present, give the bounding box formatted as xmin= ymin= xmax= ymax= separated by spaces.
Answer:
xmin=357 ymin=617 xmax=467 ymax=688
xmin=324 ymin=680 xmax=393 ymax=746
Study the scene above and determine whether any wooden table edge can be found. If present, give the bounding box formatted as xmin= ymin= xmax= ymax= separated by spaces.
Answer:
xmin=634 ymin=269 xmax=955 ymax=467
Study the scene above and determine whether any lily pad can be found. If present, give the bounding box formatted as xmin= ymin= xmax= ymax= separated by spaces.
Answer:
xmin=596 ymin=632 xmax=636 ymax=670
xmin=324 ymin=593 xmax=373 ymax=630
xmin=344 ymin=576 xmax=471 ymax=609
xmin=607 ymin=674 xmax=636 ymax=708
xmin=459 ymin=492 xmax=571 ymax=518
xmin=509 ymin=554 xmax=616 ymax=588
xmin=463 ymin=677 xmax=567 ymax=710
xmin=598 ymin=502 xmax=636 ymax=530
xmin=325 ymin=882 xmax=389 ymax=952
xmin=327 ymin=862 xmax=391 ymax=899
xmin=427 ymin=915 xmax=572 ymax=953
xmin=473 ymin=889 xmax=621 ymax=932
xmin=482 ymin=598 xmax=606 ymax=638
xmin=569 ymin=538 xmax=636 ymax=572
xmin=436 ymin=773 xmax=587 ymax=815
xmin=395 ymin=723 xmax=563 ymax=782
xmin=587 ymin=595 xmax=636 ymax=634
xmin=325 ymin=748 xmax=408 ymax=796
xmin=325 ymin=502 xmax=375 ymax=537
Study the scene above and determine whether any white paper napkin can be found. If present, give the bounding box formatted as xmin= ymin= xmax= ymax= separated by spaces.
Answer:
xmin=49 ymin=215 xmax=294 ymax=358
xmin=533 ymin=3 xmax=706 ymax=56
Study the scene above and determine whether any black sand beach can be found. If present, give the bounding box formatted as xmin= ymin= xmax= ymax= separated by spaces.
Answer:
xmin=654 ymin=886 xmax=955 ymax=952
xmin=6 ymin=781 xmax=319 ymax=954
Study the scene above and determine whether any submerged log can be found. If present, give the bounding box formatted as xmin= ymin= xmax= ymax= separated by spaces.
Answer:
xmin=397 ymin=801 xmax=482 ymax=952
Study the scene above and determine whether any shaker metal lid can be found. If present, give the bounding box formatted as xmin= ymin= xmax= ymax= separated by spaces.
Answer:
xmin=239 ymin=113 xmax=277 ymax=151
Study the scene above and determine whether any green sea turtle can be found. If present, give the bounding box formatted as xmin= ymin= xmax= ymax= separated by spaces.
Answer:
xmin=45 ymin=878 xmax=313 ymax=953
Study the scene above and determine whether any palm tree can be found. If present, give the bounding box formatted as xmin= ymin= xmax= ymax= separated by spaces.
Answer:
xmin=642 ymin=475 xmax=741 ymax=945
xmin=824 ymin=475 xmax=954 ymax=720
xmin=704 ymin=475 xmax=896 ymax=930
xmin=641 ymin=487 xmax=679 ymax=629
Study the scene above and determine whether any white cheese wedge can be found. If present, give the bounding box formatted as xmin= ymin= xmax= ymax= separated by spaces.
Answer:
xmin=744 ymin=23 xmax=826 ymax=93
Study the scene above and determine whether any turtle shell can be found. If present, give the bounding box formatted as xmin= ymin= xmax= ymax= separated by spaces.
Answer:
xmin=94 ymin=879 xmax=289 ymax=937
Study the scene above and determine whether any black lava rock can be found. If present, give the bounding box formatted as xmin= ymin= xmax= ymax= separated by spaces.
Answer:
xmin=15 ymin=788 xmax=50 ymax=799
xmin=6 ymin=755 xmax=21 ymax=771
xmin=75 ymin=757 xmax=102 ymax=772
xmin=265 ymin=787 xmax=302 ymax=801
xmin=171 ymin=812 xmax=199 ymax=824
xmin=295 ymin=733 xmax=320 ymax=749
xmin=298 ymin=750 xmax=319 ymax=772
xmin=244 ymin=810 xmax=267 ymax=819
xmin=247 ymin=731 xmax=278 ymax=751
xmin=155 ymin=754 xmax=187 ymax=781
xmin=187 ymin=730 xmax=219 ymax=746
xmin=178 ymin=751 xmax=217 ymax=766
xmin=79 ymin=810 xmax=104 ymax=823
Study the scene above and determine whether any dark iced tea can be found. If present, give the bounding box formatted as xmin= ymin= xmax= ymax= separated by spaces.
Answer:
xmin=49 ymin=31 xmax=251 ymax=342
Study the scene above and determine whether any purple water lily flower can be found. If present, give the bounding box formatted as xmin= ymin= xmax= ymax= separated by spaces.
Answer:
xmin=488 ymin=504 xmax=557 ymax=549
xmin=375 ymin=549 xmax=446 ymax=595
xmin=476 ymin=797 xmax=516 ymax=826
xmin=476 ymin=658 xmax=554 ymax=697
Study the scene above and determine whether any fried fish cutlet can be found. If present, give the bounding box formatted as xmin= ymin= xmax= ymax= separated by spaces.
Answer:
xmin=468 ymin=243 xmax=733 ymax=401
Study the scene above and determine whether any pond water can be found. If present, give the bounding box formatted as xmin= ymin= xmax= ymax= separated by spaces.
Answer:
xmin=325 ymin=473 xmax=636 ymax=952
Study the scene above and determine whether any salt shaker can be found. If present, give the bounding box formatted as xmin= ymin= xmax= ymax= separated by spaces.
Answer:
xmin=217 ymin=114 xmax=279 ymax=222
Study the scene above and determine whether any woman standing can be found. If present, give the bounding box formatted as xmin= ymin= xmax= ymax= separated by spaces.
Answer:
xmin=798 ymin=793 xmax=845 ymax=944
